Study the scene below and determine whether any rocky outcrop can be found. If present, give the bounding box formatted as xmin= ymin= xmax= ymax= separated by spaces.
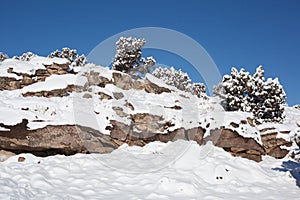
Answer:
xmin=112 ymin=72 xmax=134 ymax=90
xmin=108 ymin=119 xmax=204 ymax=147
xmin=0 ymin=119 xmax=117 ymax=156
xmin=0 ymin=63 xmax=73 ymax=91
xmin=203 ymin=128 xmax=294 ymax=162
xmin=0 ymin=117 xmax=295 ymax=162
xmin=0 ymin=77 xmax=20 ymax=90
xmin=261 ymin=133 xmax=292 ymax=158
xmin=111 ymin=72 xmax=171 ymax=94
xmin=0 ymin=61 xmax=298 ymax=163
xmin=204 ymin=129 xmax=265 ymax=162
xmin=144 ymin=78 xmax=171 ymax=94
xmin=84 ymin=71 xmax=171 ymax=95
xmin=22 ymin=85 xmax=74 ymax=97
xmin=85 ymin=71 xmax=112 ymax=88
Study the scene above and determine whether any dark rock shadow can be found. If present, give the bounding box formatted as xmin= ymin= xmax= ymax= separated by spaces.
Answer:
xmin=273 ymin=160 xmax=300 ymax=188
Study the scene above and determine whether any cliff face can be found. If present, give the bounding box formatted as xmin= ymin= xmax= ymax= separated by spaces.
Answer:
xmin=0 ymin=56 xmax=299 ymax=162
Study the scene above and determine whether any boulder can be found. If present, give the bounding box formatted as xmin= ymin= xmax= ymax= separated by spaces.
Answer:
xmin=99 ymin=92 xmax=112 ymax=100
xmin=22 ymin=85 xmax=74 ymax=98
xmin=204 ymin=129 xmax=265 ymax=162
xmin=0 ymin=77 xmax=20 ymax=90
xmin=108 ymin=118 xmax=204 ymax=146
xmin=86 ymin=71 xmax=111 ymax=87
xmin=112 ymin=92 xmax=124 ymax=100
xmin=108 ymin=120 xmax=131 ymax=142
xmin=112 ymin=72 xmax=133 ymax=90
xmin=261 ymin=133 xmax=292 ymax=159
xmin=144 ymin=78 xmax=171 ymax=94
xmin=0 ymin=119 xmax=118 ymax=156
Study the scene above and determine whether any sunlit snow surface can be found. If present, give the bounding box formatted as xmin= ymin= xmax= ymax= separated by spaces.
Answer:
xmin=0 ymin=140 xmax=299 ymax=200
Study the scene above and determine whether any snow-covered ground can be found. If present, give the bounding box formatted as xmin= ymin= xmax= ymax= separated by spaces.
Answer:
xmin=0 ymin=140 xmax=299 ymax=200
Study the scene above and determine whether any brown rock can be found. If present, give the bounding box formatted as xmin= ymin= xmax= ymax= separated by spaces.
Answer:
xmin=267 ymin=146 xmax=289 ymax=159
xmin=124 ymin=102 xmax=134 ymax=111
xmin=7 ymin=68 xmax=13 ymax=73
xmin=22 ymin=76 xmax=34 ymax=85
xmin=112 ymin=107 xmax=128 ymax=117
xmin=232 ymin=152 xmax=262 ymax=162
xmin=0 ymin=77 xmax=21 ymax=90
xmin=22 ymin=86 xmax=73 ymax=98
xmin=157 ymin=128 xmax=184 ymax=142
xmin=204 ymin=128 xmax=265 ymax=162
xmin=231 ymin=147 xmax=246 ymax=153
xmin=165 ymin=105 xmax=182 ymax=110
xmin=0 ymin=150 xmax=16 ymax=162
xmin=86 ymin=71 xmax=111 ymax=87
xmin=132 ymin=80 xmax=145 ymax=90
xmin=246 ymin=149 xmax=261 ymax=156
xmin=205 ymin=129 xmax=264 ymax=152
xmin=109 ymin=120 xmax=131 ymax=141
xmin=132 ymin=113 xmax=164 ymax=134
xmin=0 ymin=119 xmax=118 ymax=156
xmin=247 ymin=117 xmax=255 ymax=127
xmin=144 ymin=78 xmax=171 ymax=94
xmin=98 ymin=92 xmax=112 ymax=100
xmin=240 ymin=120 xmax=247 ymax=124
xmin=36 ymin=69 xmax=50 ymax=76
xmin=261 ymin=133 xmax=292 ymax=158
xmin=260 ymin=127 xmax=276 ymax=133
xmin=82 ymin=93 xmax=93 ymax=99
xmin=186 ymin=127 xmax=204 ymax=145
xmin=113 ymin=92 xmax=124 ymax=100
xmin=230 ymin=122 xmax=239 ymax=128
xmin=112 ymin=72 xmax=133 ymax=90
xmin=18 ymin=157 xmax=25 ymax=162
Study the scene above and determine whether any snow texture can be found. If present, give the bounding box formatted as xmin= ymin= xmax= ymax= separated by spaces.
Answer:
xmin=0 ymin=140 xmax=299 ymax=199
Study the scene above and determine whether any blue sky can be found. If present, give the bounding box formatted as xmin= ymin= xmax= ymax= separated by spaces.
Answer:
xmin=1 ymin=0 xmax=299 ymax=105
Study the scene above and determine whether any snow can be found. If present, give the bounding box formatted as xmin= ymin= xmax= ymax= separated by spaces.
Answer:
xmin=0 ymin=140 xmax=299 ymax=199
xmin=22 ymin=74 xmax=76 ymax=93
xmin=29 ymin=56 xmax=69 ymax=66
xmin=0 ymin=55 xmax=300 ymax=199
xmin=0 ymin=90 xmax=75 ymax=130
xmin=0 ymin=56 xmax=298 ymax=146
xmin=0 ymin=57 xmax=69 ymax=78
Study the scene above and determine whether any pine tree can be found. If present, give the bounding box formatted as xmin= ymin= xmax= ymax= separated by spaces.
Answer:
xmin=48 ymin=47 xmax=87 ymax=66
xmin=112 ymin=37 xmax=156 ymax=76
xmin=13 ymin=52 xmax=36 ymax=61
xmin=214 ymin=65 xmax=286 ymax=122
xmin=152 ymin=66 xmax=206 ymax=98
xmin=0 ymin=52 xmax=8 ymax=62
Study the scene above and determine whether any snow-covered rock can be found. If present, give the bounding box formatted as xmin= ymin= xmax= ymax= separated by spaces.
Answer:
xmin=0 ymin=54 xmax=299 ymax=163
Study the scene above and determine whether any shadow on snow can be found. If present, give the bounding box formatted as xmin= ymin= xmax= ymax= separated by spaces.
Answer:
xmin=273 ymin=160 xmax=300 ymax=188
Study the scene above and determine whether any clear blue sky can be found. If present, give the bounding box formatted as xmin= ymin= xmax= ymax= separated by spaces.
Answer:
xmin=1 ymin=0 xmax=299 ymax=105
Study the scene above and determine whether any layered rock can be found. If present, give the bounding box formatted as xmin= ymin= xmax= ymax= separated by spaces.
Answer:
xmin=0 ymin=63 xmax=73 ymax=91
xmin=0 ymin=119 xmax=117 ymax=156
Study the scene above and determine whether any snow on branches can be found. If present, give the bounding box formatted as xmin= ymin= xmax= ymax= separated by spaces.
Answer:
xmin=13 ymin=52 xmax=36 ymax=61
xmin=214 ymin=65 xmax=286 ymax=122
xmin=48 ymin=47 xmax=87 ymax=66
xmin=0 ymin=52 xmax=8 ymax=62
xmin=152 ymin=67 xmax=206 ymax=98
xmin=112 ymin=37 xmax=156 ymax=76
